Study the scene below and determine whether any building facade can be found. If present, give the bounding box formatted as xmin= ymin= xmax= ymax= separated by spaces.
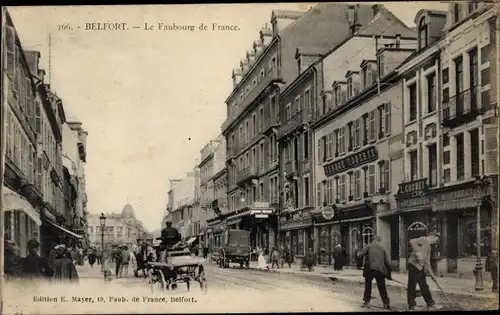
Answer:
xmin=87 ymin=203 xmax=147 ymax=249
xmin=3 ymin=13 xmax=44 ymax=257
xmin=394 ymin=2 xmax=498 ymax=276
xmin=164 ymin=179 xmax=181 ymax=229
xmin=170 ymin=171 xmax=197 ymax=237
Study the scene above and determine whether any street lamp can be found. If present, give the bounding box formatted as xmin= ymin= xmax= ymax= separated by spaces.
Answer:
xmin=473 ymin=175 xmax=490 ymax=291
xmin=99 ymin=213 xmax=107 ymax=273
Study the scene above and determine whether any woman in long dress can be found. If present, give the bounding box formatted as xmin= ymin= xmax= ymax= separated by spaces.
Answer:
xmin=257 ymin=249 xmax=269 ymax=270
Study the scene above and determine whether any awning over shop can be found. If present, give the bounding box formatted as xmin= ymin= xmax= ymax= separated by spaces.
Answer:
xmin=3 ymin=186 xmax=41 ymax=225
xmin=45 ymin=220 xmax=83 ymax=239
xmin=432 ymin=197 xmax=480 ymax=212
xmin=187 ymin=237 xmax=197 ymax=245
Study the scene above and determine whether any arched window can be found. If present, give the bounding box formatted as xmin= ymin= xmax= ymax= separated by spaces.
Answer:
xmin=362 ymin=226 xmax=374 ymax=245
xmin=418 ymin=17 xmax=428 ymax=50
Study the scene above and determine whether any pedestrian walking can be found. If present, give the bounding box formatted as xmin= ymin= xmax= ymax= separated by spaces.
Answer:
xmin=96 ymin=248 xmax=102 ymax=265
xmin=333 ymin=244 xmax=345 ymax=271
xmin=271 ymin=247 xmax=280 ymax=269
xmin=51 ymin=245 xmax=79 ymax=285
xmin=257 ymin=249 xmax=269 ymax=270
xmin=113 ymin=246 xmax=122 ymax=278
xmin=301 ymin=248 xmax=314 ymax=272
xmin=407 ymin=231 xmax=441 ymax=311
xmin=203 ymin=239 xmax=209 ymax=259
xmin=485 ymin=248 xmax=498 ymax=293
xmin=357 ymin=236 xmax=391 ymax=310
xmin=88 ymin=249 xmax=96 ymax=267
xmin=119 ymin=246 xmax=131 ymax=278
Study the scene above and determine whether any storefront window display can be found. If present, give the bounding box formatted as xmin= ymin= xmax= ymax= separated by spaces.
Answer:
xmin=350 ymin=228 xmax=361 ymax=263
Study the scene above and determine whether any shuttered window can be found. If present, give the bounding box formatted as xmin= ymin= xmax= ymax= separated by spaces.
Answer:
xmin=384 ymin=102 xmax=391 ymax=136
xmin=368 ymin=165 xmax=376 ymax=195
xmin=369 ymin=110 xmax=376 ymax=142
xmin=354 ymin=170 xmax=361 ymax=199
xmin=484 ymin=125 xmax=498 ymax=175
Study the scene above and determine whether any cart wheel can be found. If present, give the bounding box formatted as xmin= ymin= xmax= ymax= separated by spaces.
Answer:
xmin=198 ymin=268 xmax=208 ymax=295
xmin=150 ymin=269 xmax=167 ymax=294
xmin=186 ymin=279 xmax=190 ymax=291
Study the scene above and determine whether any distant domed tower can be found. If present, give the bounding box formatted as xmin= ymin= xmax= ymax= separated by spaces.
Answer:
xmin=121 ymin=203 xmax=136 ymax=218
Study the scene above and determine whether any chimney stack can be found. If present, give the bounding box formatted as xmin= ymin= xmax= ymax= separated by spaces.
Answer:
xmin=347 ymin=4 xmax=362 ymax=35
xmin=395 ymin=34 xmax=401 ymax=48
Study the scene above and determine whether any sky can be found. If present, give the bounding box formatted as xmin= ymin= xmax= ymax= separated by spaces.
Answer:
xmin=8 ymin=2 xmax=448 ymax=231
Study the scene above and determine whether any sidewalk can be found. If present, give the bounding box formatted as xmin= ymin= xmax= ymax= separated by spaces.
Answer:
xmin=248 ymin=262 xmax=498 ymax=301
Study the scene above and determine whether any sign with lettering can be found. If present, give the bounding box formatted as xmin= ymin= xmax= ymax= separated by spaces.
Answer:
xmin=434 ymin=187 xmax=476 ymax=202
xmin=397 ymin=196 xmax=431 ymax=210
xmin=323 ymin=146 xmax=378 ymax=177
xmin=397 ymin=178 xmax=428 ymax=197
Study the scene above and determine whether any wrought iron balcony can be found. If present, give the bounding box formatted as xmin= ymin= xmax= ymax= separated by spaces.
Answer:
xmin=222 ymin=67 xmax=281 ymax=133
xmin=237 ymin=165 xmax=259 ymax=186
xmin=442 ymin=87 xmax=490 ymax=128
xmin=278 ymin=110 xmax=312 ymax=140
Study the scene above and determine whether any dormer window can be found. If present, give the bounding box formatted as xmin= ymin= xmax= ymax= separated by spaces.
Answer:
xmin=468 ymin=2 xmax=478 ymax=14
xmin=418 ymin=17 xmax=428 ymax=50
xmin=347 ymin=77 xmax=353 ymax=99
xmin=453 ymin=3 xmax=461 ymax=23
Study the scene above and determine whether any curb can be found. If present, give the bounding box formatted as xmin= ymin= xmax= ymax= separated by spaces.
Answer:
xmin=247 ymin=267 xmax=497 ymax=301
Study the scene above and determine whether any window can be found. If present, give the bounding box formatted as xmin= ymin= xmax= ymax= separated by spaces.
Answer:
xmin=369 ymin=110 xmax=376 ymax=141
xmin=453 ymin=3 xmax=461 ymax=23
xmin=455 ymin=56 xmax=464 ymax=114
xmin=348 ymin=172 xmax=353 ymax=199
xmin=468 ymin=2 xmax=478 ymax=14
xmin=353 ymin=119 xmax=360 ymax=148
xmin=339 ymin=127 xmax=346 ymax=154
xmin=354 ymin=170 xmax=361 ymax=199
xmin=456 ymin=133 xmax=465 ymax=180
xmin=418 ymin=18 xmax=428 ymax=50
xmin=427 ymin=73 xmax=436 ymax=113
xmin=469 ymin=48 xmax=478 ymax=110
xmin=379 ymin=161 xmax=390 ymax=192
xmin=304 ymin=177 xmax=310 ymax=206
xmin=334 ymin=129 xmax=339 ymax=156
xmin=409 ymin=150 xmax=418 ymax=180
xmin=252 ymin=114 xmax=256 ymax=137
xmin=348 ymin=122 xmax=353 ymax=150
xmin=295 ymin=96 xmax=301 ymax=112
xmin=347 ymin=76 xmax=353 ymax=98
xmin=362 ymin=114 xmax=368 ymax=144
xmin=259 ymin=107 xmax=263 ymax=132
xmin=270 ymin=96 xmax=277 ymax=117
xmin=339 ymin=175 xmax=346 ymax=202
xmin=378 ymin=53 xmax=385 ymax=77
xmin=316 ymin=183 xmax=322 ymax=207
xmin=326 ymin=133 xmax=333 ymax=159
xmin=409 ymin=83 xmax=417 ymax=121
xmin=304 ymin=90 xmax=310 ymax=113
xmin=428 ymin=144 xmax=437 ymax=187
xmin=333 ymin=177 xmax=339 ymax=202
xmin=368 ymin=165 xmax=376 ymax=195
xmin=470 ymin=129 xmax=480 ymax=178
xmin=333 ymin=86 xmax=341 ymax=107
xmin=303 ymin=131 xmax=309 ymax=160
xmin=384 ymin=102 xmax=391 ymax=136
xmin=285 ymin=103 xmax=292 ymax=120
xmin=378 ymin=105 xmax=385 ymax=139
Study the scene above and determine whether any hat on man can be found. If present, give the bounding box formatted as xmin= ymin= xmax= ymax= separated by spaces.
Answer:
xmin=27 ymin=239 xmax=40 ymax=250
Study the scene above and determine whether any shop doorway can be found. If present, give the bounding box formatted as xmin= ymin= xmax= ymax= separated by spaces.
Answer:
xmin=406 ymin=221 xmax=427 ymax=269
xmin=350 ymin=228 xmax=361 ymax=266
xmin=389 ymin=216 xmax=400 ymax=270
xmin=318 ymin=228 xmax=330 ymax=265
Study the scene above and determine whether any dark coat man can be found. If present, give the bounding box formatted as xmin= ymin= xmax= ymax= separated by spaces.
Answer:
xmin=21 ymin=239 xmax=53 ymax=280
xmin=161 ymin=221 xmax=181 ymax=248
xmin=358 ymin=236 xmax=391 ymax=310
xmin=52 ymin=247 xmax=79 ymax=284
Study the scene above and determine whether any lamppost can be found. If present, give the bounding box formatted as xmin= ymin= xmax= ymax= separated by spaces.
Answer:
xmin=99 ymin=213 xmax=107 ymax=273
xmin=473 ymin=175 xmax=490 ymax=291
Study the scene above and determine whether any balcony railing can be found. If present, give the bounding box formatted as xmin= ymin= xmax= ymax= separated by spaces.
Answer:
xmin=237 ymin=165 xmax=259 ymax=186
xmin=278 ymin=110 xmax=313 ymax=139
xmin=442 ymin=86 xmax=489 ymax=128
xmin=222 ymin=67 xmax=280 ymax=133
xmin=263 ymin=114 xmax=280 ymax=135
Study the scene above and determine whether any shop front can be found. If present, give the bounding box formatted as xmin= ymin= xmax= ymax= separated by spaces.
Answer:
xmin=312 ymin=202 xmax=376 ymax=267
xmin=431 ymin=179 xmax=495 ymax=275
xmin=278 ymin=211 xmax=313 ymax=260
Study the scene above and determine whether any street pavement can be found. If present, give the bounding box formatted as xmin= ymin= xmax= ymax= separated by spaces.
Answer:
xmin=3 ymin=262 xmax=497 ymax=314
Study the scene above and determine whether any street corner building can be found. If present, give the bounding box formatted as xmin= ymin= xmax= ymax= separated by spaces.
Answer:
xmin=2 ymin=8 xmax=90 ymax=257
xmin=87 ymin=204 xmax=147 ymax=249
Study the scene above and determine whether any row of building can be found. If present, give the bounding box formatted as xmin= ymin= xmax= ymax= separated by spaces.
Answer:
xmin=164 ymin=2 xmax=499 ymax=276
xmin=2 ymin=8 xmax=90 ymax=257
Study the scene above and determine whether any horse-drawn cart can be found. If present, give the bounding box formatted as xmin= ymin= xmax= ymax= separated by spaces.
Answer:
xmin=147 ymin=241 xmax=207 ymax=294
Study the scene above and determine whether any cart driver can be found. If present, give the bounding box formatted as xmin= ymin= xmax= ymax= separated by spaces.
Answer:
xmin=159 ymin=221 xmax=181 ymax=261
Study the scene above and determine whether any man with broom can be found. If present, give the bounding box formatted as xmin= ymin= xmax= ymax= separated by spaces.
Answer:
xmin=407 ymin=231 xmax=442 ymax=311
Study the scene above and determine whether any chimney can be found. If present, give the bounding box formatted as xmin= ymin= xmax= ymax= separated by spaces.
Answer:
xmin=395 ymin=34 xmax=401 ymax=48
xmin=253 ymin=40 xmax=263 ymax=57
xmin=347 ymin=4 xmax=362 ymax=35
xmin=372 ymin=4 xmax=381 ymax=17
xmin=247 ymin=50 xmax=255 ymax=66
xmin=260 ymin=25 xmax=272 ymax=47
xmin=240 ymin=59 xmax=249 ymax=74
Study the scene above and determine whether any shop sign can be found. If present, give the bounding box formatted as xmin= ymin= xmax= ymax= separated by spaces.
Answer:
xmin=397 ymin=196 xmax=431 ymax=210
xmin=323 ymin=146 xmax=378 ymax=177
xmin=397 ymin=178 xmax=428 ymax=197
xmin=434 ymin=187 xmax=476 ymax=203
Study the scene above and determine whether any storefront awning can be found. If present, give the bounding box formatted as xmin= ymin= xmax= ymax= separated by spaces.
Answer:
xmin=3 ymin=186 xmax=41 ymax=225
xmin=432 ymin=197 xmax=480 ymax=212
xmin=45 ymin=220 xmax=83 ymax=239
xmin=187 ymin=237 xmax=197 ymax=245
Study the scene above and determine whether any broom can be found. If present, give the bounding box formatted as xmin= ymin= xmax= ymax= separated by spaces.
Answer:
xmin=431 ymin=277 xmax=465 ymax=311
